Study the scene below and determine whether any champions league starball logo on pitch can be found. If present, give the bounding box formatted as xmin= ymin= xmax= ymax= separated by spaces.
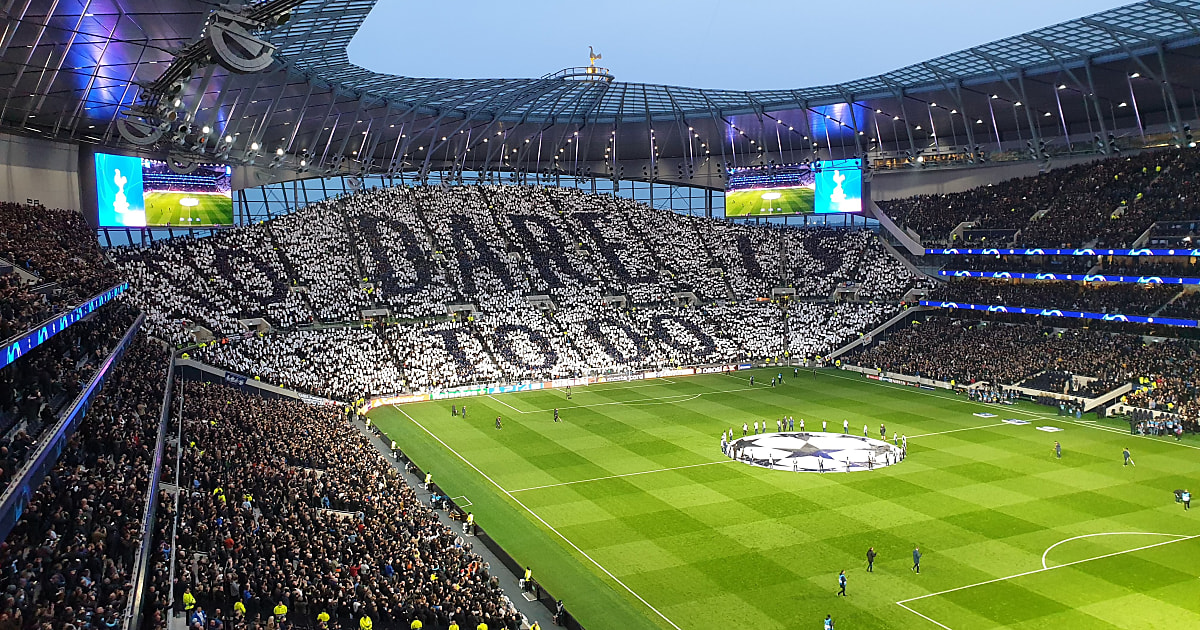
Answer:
xmin=725 ymin=433 xmax=901 ymax=473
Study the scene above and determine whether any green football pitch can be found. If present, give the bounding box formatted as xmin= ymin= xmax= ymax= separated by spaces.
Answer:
xmin=368 ymin=369 xmax=1200 ymax=630
xmin=725 ymin=186 xmax=815 ymax=216
xmin=143 ymin=191 xmax=232 ymax=226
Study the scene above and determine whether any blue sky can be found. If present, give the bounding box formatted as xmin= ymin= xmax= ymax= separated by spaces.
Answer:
xmin=349 ymin=0 xmax=1136 ymax=90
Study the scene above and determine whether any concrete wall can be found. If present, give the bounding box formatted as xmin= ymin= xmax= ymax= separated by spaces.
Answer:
xmin=0 ymin=133 xmax=80 ymax=210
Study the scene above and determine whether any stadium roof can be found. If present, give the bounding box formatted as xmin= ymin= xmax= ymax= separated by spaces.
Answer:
xmin=2 ymin=0 xmax=1200 ymax=188
xmin=272 ymin=0 xmax=1200 ymax=120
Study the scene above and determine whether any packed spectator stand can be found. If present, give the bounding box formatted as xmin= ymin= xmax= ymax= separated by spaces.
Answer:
xmin=0 ymin=334 xmax=167 ymax=630
xmin=0 ymin=202 xmax=123 ymax=336
xmin=930 ymin=278 xmax=1192 ymax=317
xmin=847 ymin=316 xmax=1200 ymax=430
xmin=0 ymin=302 xmax=139 ymax=491
xmin=880 ymin=146 xmax=1200 ymax=248
xmin=113 ymin=185 xmax=922 ymax=401
xmin=149 ymin=383 xmax=524 ymax=630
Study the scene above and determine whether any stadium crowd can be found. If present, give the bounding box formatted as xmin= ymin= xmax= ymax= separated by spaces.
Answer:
xmin=880 ymin=147 xmax=1200 ymax=247
xmin=113 ymin=185 xmax=921 ymax=343
xmin=849 ymin=316 xmax=1200 ymax=426
xmin=106 ymin=184 xmax=925 ymax=399
xmin=188 ymin=299 xmax=903 ymax=400
xmin=0 ymin=303 xmax=139 ymax=491
xmin=159 ymin=384 xmax=524 ymax=630
xmin=930 ymin=279 xmax=1187 ymax=316
xmin=0 ymin=334 xmax=167 ymax=630
xmin=0 ymin=202 xmax=122 ymax=335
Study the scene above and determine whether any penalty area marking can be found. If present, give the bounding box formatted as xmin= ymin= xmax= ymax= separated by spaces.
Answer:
xmin=450 ymin=495 xmax=472 ymax=507
xmin=897 ymin=532 xmax=1200 ymax=629
xmin=1040 ymin=531 xmax=1190 ymax=569
xmin=391 ymin=405 xmax=685 ymax=630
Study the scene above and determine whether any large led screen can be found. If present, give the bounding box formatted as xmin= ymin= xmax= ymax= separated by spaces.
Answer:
xmin=94 ymin=153 xmax=146 ymax=227
xmin=725 ymin=160 xmax=862 ymax=216
xmin=94 ymin=152 xmax=233 ymax=227
xmin=725 ymin=165 xmax=814 ymax=217
xmin=814 ymin=159 xmax=863 ymax=214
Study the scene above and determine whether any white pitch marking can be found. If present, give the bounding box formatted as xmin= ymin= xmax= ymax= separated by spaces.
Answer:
xmin=897 ymin=533 xmax=1200 ymax=608
xmin=1040 ymin=531 xmax=1189 ymax=569
xmin=823 ymin=370 xmax=1200 ymax=453
xmin=486 ymin=394 xmax=525 ymax=414
xmin=509 ymin=459 xmax=735 ymax=493
xmin=449 ymin=495 xmax=472 ymax=507
xmin=489 ymin=387 xmax=752 ymax=415
xmin=896 ymin=601 xmax=955 ymax=630
xmin=393 ymin=406 xmax=686 ymax=630
xmin=908 ymin=422 xmax=1009 ymax=438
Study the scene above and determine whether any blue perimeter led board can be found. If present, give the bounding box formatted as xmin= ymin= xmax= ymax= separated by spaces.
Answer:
xmin=919 ymin=299 xmax=1198 ymax=328
xmin=940 ymin=270 xmax=1200 ymax=285
xmin=927 ymin=247 xmax=1200 ymax=257
xmin=1 ymin=283 xmax=129 ymax=369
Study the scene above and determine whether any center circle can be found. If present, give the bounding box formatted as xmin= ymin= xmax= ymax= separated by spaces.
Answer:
xmin=724 ymin=432 xmax=903 ymax=473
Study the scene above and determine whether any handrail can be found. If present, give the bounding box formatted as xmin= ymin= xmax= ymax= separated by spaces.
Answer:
xmin=539 ymin=66 xmax=615 ymax=82
xmin=0 ymin=282 xmax=129 ymax=370
xmin=123 ymin=353 xmax=175 ymax=630
xmin=0 ymin=312 xmax=145 ymax=543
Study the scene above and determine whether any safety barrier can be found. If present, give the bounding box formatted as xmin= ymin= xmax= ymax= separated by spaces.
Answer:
xmin=0 ymin=312 xmax=144 ymax=542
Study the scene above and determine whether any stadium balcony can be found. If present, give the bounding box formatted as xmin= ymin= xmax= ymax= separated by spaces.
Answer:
xmin=879 ymin=146 xmax=1200 ymax=250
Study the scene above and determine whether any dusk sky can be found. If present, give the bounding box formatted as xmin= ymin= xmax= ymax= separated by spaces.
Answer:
xmin=350 ymin=0 xmax=1135 ymax=90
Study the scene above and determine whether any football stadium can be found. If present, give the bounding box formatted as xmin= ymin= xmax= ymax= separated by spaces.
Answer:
xmin=0 ymin=1 xmax=1199 ymax=630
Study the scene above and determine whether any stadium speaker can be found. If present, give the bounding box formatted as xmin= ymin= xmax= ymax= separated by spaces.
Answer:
xmin=116 ymin=105 xmax=166 ymax=146
xmin=167 ymin=156 xmax=198 ymax=175
xmin=206 ymin=10 xmax=278 ymax=74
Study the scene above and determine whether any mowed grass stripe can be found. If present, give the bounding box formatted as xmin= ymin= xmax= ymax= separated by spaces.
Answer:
xmin=371 ymin=369 xmax=1200 ymax=630
xmin=904 ymin=536 xmax=1200 ymax=629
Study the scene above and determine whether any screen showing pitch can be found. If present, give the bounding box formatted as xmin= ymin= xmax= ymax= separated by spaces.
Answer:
xmin=94 ymin=152 xmax=233 ymax=227
xmin=725 ymin=165 xmax=814 ymax=216
xmin=725 ymin=160 xmax=862 ymax=216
